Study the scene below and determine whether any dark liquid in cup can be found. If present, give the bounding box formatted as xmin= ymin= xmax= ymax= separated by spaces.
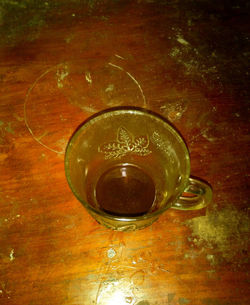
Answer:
xmin=95 ymin=164 xmax=155 ymax=216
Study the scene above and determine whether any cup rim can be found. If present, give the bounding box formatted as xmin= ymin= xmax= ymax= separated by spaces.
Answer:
xmin=65 ymin=106 xmax=191 ymax=221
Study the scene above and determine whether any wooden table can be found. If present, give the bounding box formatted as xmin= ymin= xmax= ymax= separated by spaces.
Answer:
xmin=0 ymin=1 xmax=249 ymax=304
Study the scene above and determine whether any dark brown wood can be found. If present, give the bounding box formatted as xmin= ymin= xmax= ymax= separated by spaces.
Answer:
xmin=0 ymin=1 xmax=249 ymax=304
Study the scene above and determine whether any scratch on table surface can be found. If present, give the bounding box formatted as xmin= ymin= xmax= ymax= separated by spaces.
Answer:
xmin=55 ymin=137 xmax=68 ymax=151
xmin=201 ymin=128 xmax=217 ymax=142
xmin=36 ymin=130 xmax=48 ymax=141
xmin=114 ymin=54 xmax=125 ymax=60
xmin=94 ymin=241 xmax=193 ymax=303
xmin=95 ymin=233 xmax=128 ymax=304
xmin=85 ymin=71 xmax=92 ymax=84
xmin=13 ymin=113 xmax=24 ymax=122
xmin=190 ymin=127 xmax=217 ymax=144
xmin=0 ymin=282 xmax=11 ymax=297
xmin=176 ymin=34 xmax=190 ymax=46
xmin=95 ymin=258 xmax=112 ymax=304
xmin=0 ymin=120 xmax=15 ymax=141
xmin=105 ymin=83 xmax=114 ymax=92
xmin=56 ymin=64 xmax=69 ymax=88
xmin=9 ymin=249 xmax=15 ymax=261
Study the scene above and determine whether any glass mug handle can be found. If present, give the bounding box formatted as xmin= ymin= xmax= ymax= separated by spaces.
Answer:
xmin=172 ymin=177 xmax=212 ymax=210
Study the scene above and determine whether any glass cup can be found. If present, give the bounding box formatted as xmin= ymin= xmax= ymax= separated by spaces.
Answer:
xmin=65 ymin=107 xmax=212 ymax=231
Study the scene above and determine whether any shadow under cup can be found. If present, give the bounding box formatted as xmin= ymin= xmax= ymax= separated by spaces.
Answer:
xmin=65 ymin=108 xmax=211 ymax=231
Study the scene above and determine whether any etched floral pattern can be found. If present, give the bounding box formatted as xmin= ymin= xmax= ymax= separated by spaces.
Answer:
xmin=151 ymin=131 xmax=176 ymax=164
xmin=98 ymin=127 xmax=151 ymax=159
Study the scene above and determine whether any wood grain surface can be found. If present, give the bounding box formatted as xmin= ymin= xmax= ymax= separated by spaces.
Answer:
xmin=0 ymin=1 xmax=249 ymax=304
